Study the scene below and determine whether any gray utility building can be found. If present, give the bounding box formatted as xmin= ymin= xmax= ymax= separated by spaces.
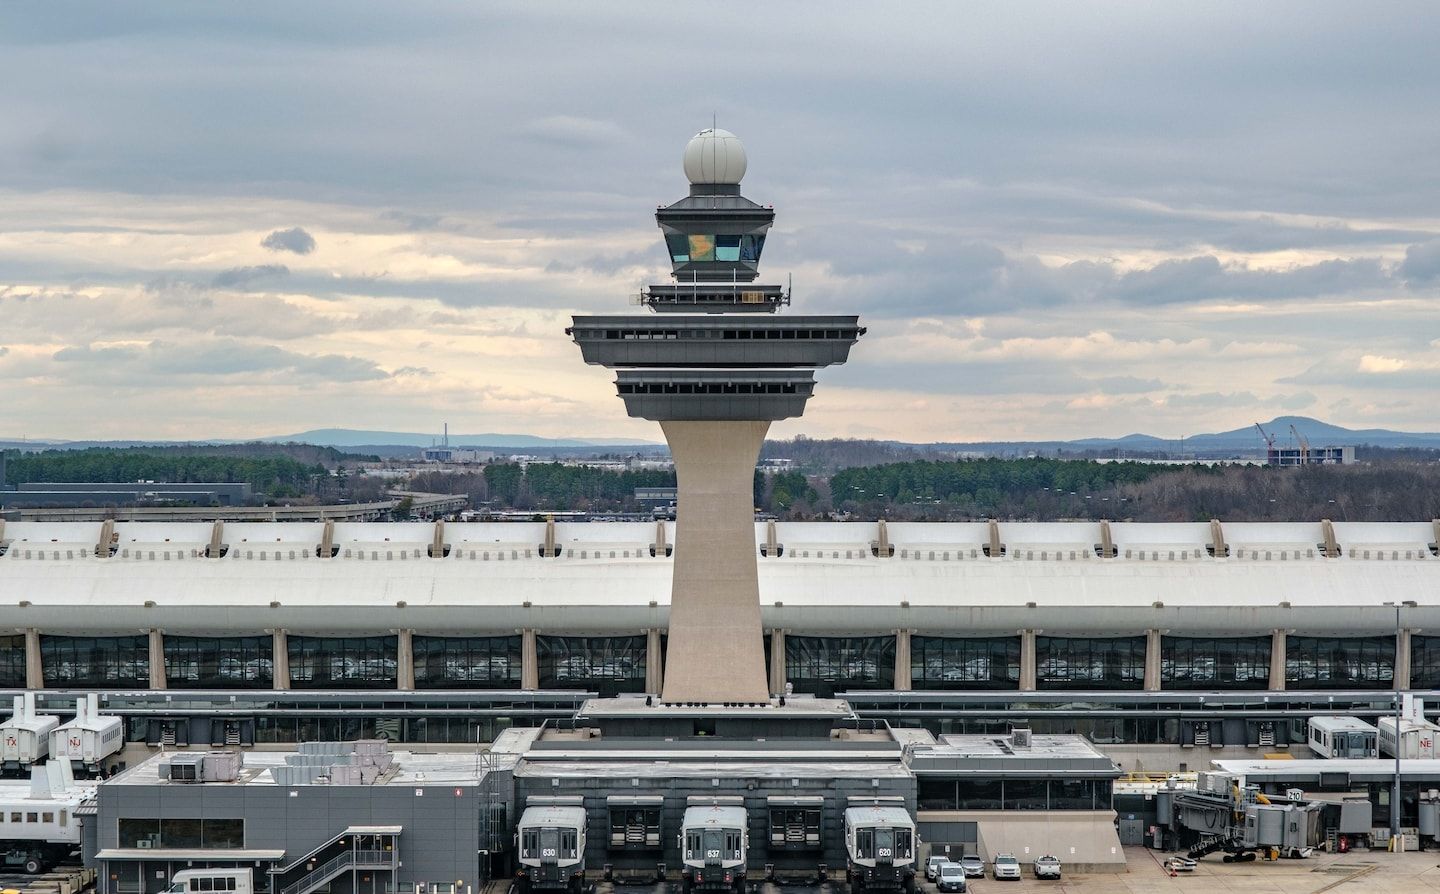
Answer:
xmin=86 ymin=740 xmax=518 ymax=894
xmin=80 ymin=700 xmax=1126 ymax=891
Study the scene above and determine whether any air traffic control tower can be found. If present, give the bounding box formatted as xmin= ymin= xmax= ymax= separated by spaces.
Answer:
xmin=570 ymin=128 xmax=864 ymax=703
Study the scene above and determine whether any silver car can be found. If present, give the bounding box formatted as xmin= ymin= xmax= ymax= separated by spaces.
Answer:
xmin=958 ymin=856 xmax=985 ymax=879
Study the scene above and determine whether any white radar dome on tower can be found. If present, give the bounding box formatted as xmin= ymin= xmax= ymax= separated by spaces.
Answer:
xmin=683 ymin=128 xmax=748 ymax=185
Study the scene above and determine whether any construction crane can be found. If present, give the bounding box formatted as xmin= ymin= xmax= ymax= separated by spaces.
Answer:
xmin=1254 ymin=422 xmax=1277 ymax=449
xmin=1289 ymin=424 xmax=1310 ymax=463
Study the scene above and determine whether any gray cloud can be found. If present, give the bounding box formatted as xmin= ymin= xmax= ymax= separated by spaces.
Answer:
xmin=1281 ymin=362 xmax=1440 ymax=391
xmin=260 ymin=227 xmax=316 ymax=255
xmin=212 ymin=264 xmax=289 ymax=287
xmin=1401 ymin=239 xmax=1440 ymax=284
xmin=53 ymin=344 xmax=142 ymax=363
xmin=1 ymin=4 xmax=1438 ymax=440
xmin=51 ymin=338 xmax=387 ymax=383
xmin=379 ymin=210 xmax=446 ymax=232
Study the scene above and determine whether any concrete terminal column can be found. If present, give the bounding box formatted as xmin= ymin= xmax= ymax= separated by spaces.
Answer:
xmin=659 ymin=420 xmax=771 ymax=703
xmin=271 ymin=629 xmax=290 ymax=690
xmin=769 ymin=629 xmax=787 ymax=696
xmin=1269 ymin=629 xmax=1288 ymax=691
xmin=1397 ymin=628 xmax=1414 ymax=691
xmin=894 ymin=629 xmax=913 ymax=691
xmin=1144 ymin=629 xmax=1163 ymax=692
xmin=521 ymin=629 xmax=539 ymax=690
xmin=148 ymin=629 xmax=167 ymax=690
xmin=396 ymin=629 xmax=415 ymax=690
xmin=645 ymin=628 xmax=665 ymax=694
xmin=1019 ymin=629 xmax=1037 ymax=691
xmin=25 ymin=628 xmax=43 ymax=690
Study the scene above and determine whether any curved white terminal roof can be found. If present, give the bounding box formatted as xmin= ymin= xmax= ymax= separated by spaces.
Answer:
xmin=683 ymin=128 xmax=747 ymax=184
xmin=1 ymin=520 xmax=1435 ymax=637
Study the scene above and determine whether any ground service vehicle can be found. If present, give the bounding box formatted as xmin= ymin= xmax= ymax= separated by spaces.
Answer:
xmin=49 ymin=695 xmax=123 ymax=774
xmin=680 ymin=800 xmax=748 ymax=894
xmin=936 ymin=862 xmax=966 ymax=892
xmin=1032 ymin=855 xmax=1061 ymax=879
xmin=516 ymin=802 xmax=587 ymax=894
xmin=0 ymin=695 xmax=59 ymax=774
xmin=843 ymin=803 xmax=916 ymax=894
xmin=1307 ymin=716 xmax=1379 ymax=759
xmin=165 ymin=869 xmax=255 ymax=894
xmin=957 ymin=856 xmax=984 ymax=878
xmin=0 ymin=762 xmax=91 ymax=873
xmin=990 ymin=854 xmax=1020 ymax=881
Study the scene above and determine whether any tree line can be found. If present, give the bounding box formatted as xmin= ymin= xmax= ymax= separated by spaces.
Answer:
xmin=3 ymin=447 xmax=331 ymax=500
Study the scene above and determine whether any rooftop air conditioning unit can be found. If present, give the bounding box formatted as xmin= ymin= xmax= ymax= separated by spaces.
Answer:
xmin=169 ymin=753 xmax=205 ymax=783
xmin=1011 ymin=728 xmax=1032 ymax=749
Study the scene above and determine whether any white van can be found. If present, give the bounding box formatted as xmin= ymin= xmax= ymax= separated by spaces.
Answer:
xmin=166 ymin=869 xmax=253 ymax=894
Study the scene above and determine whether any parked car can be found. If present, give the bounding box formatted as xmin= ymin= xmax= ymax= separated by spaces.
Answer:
xmin=1164 ymin=856 xmax=1197 ymax=873
xmin=958 ymin=855 xmax=985 ymax=878
xmin=991 ymin=853 xmax=1021 ymax=881
xmin=1033 ymin=854 xmax=1062 ymax=879
xmin=926 ymin=856 xmax=949 ymax=881
xmin=936 ymin=862 xmax=967 ymax=893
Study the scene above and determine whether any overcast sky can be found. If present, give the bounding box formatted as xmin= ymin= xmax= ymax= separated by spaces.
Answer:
xmin=3 ymin=2 xmax=1438 ymax=443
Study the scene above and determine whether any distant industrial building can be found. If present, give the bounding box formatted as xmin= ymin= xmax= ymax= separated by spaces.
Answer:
xmin=2 ymin=482 xmax=253 ymax=508
xmin=1266 ymin=445 xmax=1355 ymax=466
xmin=1255 ymin=422 xmax=1355 ymax=466
xmin=421 ymin=447 xmax=493 ymax=463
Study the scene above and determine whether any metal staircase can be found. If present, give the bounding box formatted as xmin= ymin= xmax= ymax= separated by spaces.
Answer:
xmin=1186 ymin=834 xmax=1227 ymax=860
xmin=270 ymin=827 xmax=401 ymax=894
xmin=280 ymin=849 xmax=395 ymax=894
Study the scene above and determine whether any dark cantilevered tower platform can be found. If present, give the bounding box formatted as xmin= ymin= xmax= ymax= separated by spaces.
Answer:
xmin=569 ymin=128 xmax=864 ymax=703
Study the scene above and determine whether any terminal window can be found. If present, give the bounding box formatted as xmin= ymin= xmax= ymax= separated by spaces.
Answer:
xmin=287 ymin=635 xmax=398 ymax=689
xmin=536 ymin=635 xmax=647 ymax=696
xmin=39 ymin=634 xmax=149 ymax=688
xmin=1285 ymin=636 xmax=1394 ymax=689
xmin=1035 ymin=636 xmax=1145 ymax=690
xmin=783 ymin=635 xmax=896 ymax=693
xmin=163 ymin=636 xmax=273 ymax=689
xmin=911 ymin=636 xmax=1021 ymax=690
xmin=1160 ymin=636 xmax=1270 ymax=690
xmin=413 ymin=635 xmax=522 ymax=689
xmin=0 ymin=635 xmax=23 ymax=688
xmin=1410 ymin=636 xmax=1440 ymax=689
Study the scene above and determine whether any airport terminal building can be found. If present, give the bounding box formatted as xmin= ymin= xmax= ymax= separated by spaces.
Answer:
xmin=1 ymin=517 xmax=1437 ymax=749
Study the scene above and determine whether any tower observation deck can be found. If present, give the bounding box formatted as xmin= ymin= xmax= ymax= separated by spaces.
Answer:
xmin=569 ymin=128 xmax=864 ymax=702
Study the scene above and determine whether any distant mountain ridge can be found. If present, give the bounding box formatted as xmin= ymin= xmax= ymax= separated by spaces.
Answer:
xmin=925 ymin=416 xmax=1440 ymax=455
xmin=2 ymin=416 xmax=1437 ymax=455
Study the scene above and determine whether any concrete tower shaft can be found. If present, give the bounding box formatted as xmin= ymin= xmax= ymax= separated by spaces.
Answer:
xmin=658 ymin=420 xmax=772 ymax=702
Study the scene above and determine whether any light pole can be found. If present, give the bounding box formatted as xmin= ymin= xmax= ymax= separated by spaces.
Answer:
xmin=1386 ymin=599 xmax=1418 ymax=849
